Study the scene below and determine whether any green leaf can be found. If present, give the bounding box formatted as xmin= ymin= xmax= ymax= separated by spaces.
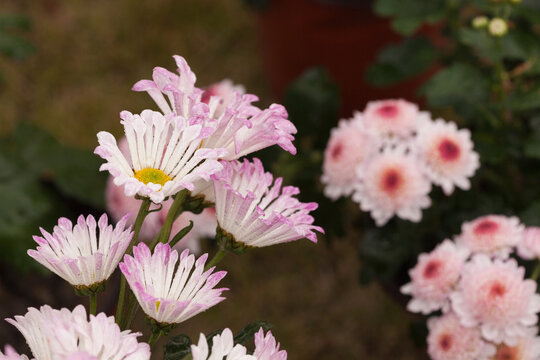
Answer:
xmin=234 ymin=321 xmax=272 ymax=345
xmin=459 ymin=28 xmax=535 ymax=63
xmin=163 ymin=334 xmax=192 ymax=360
xmin=520 ymin=201 xmax=540 ymax=226
xmin=508 ymin=89 xmax=540 ymax=112
xmin=0 ymin=14 xmax=32 ymax=30
xmin=373 ymin=0 xmax=445 ymax=35
xmin=0 ymin=32 xmax=35 ymax=60
xmin=366 ymin=36 xmax=438 ymax=87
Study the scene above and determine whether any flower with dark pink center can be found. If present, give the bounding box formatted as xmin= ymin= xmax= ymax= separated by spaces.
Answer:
xmin=363 ymin=99 xmax=420 ymax=138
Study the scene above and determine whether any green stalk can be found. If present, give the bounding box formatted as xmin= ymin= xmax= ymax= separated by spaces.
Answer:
xmin=157 ymin=189 xmax=188 ymax=246
xmin=116 ymin=198 xmax=151 ymax=327
xmin=148 ymin=329 xmax=163 ymax=347
xmin=531 ymin=262 xmax=540 ymax=282
xmin=204 ymin=249 xmax=227 ymax=272
xmin=89 ymin=293 xmax=97 ymax=315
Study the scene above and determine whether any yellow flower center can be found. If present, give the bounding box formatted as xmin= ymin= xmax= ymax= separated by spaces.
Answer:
xmin=134 ymin=168 xmax=171 ymax=186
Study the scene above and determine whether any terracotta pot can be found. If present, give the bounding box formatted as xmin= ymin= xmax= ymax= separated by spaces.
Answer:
xmin=255 ymin=0 xmax=441 ymax=118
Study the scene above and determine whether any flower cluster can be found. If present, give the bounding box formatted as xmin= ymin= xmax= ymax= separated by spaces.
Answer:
xmin=401 ymin=214 xmax=540 ymax=360
xmin=321 ymin=99 xmax=479 ymax=226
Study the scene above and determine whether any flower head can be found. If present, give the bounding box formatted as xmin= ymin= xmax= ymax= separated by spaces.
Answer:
xmin=28 ymin=214 xmax=132 ymax=289
xmin=201 ymin=79 xmax=246 ymax=117
xmin=119 ymin=242 xmax=227 ymax=325
xmin=401 ymin=240 xmax=469 ymax=314
xmin=253 ymin=328 xmax=287 ymax=360
xmin=416 ymin=119 xmax=479 ymax=195
xmin=517 ymin=227 xmax=540 ymax=260
xmin=191 ymin=329 xmax=255 ymax=360
xmin=353 ymin=146 xmax=431 ymax=226
xmin=321 ymin=114 xmax=379 ymax=200
xmin=95 ymin=109 xmax=226 ymax=203
xmin=455 ymin=215 xmax=524 ymax=258
xmin=491 ymin=327 xmax=540 ymax=360
xmin=427 ymin=313 xmax=495 ymax=360
xmin=6 ymin=305 xmax=150 ymax=360
xmin=363 ymin=99 xmax=419 ymax=138
xmin=450 ymin=255 xmax=540 ymax=345
xmin=212 ymin=158 xmax=323 ymax=248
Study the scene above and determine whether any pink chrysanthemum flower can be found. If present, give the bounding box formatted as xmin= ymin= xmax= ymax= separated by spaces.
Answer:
xmin=132 ymin=55 xmax=297 ymax=161
xmin=321 ymin=114 xmax=379 ymax=200
xmin=455 ymin=215 xmax=524 ymax=258
xmin=119 ymin=242 xmax=227 ymax=325
xmin=491 ymin=327 xmax=540 ymax=360
xmin=212 ymin=158 xmax=323 ymax=248
xmin=352 ymin=146 xmax=431 ymax=226
xmin=28 ymin=214 xmax=132 ymax=289
xmin=6 ymin=305 xmax=150 ymax=360
xmin=427 ymin=313 xmax=496 ymax=360
xmin=401 ymin=240 xmax=469 ymax=314
xmin=253 ymin=328 xmax=287 ymax=360
xmin=95 ymin=110 xmax=226 ymax=204
xmin=450 ymin=255 xmax=540 ymax=345
xmin=0 ymin=346 xmax=29 ymax=360
xmin=191 ymin=328 xmax=255 ymax=360
xmin=363 ymin=99 xmax=420 ymax=138
xmin=517 ymin=227 xmax=540 ymax=260
xmin=416 ymin=119 xmax=479 ymax=195
xmin=201 ymin=79 xmax=246 ymax=117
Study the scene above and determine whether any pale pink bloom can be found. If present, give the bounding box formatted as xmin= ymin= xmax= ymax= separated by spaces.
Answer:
xmin=363 ymin=99 xmax=420 ymax=138
xmin=517 ymin=227 xmax=540 ymax=260
xmin=213 ymin=158 xmax=323 ymax=247
xmin=253 ymin=328 xmax=287 ymax=360
xmin=321 ymin=114 xmax=379 ymax=200
xmin=28 ymin=214 xmax=132 ymax=288
xmin=416 ymin=119 xmax=479 ymax=195
xmin=491 ymin=327 xmax=540 ymax=360
xmin=450 ymin=255 xmax=540 ymax=345
xmin=401 ymin=240 xmax=469 ymax=314
xmin=191 ymin=329 xmax=255 ymax=360
xmin=0 ymin=346 xmax=29 ymax=360
xmin=427 ymin=313 xmax=495 ymax=360
xmin=202 ymin=79 xmax=246 ymax=118
xmin=455 ymin=215 xmax=524 ymax=258
xmin=95 ymin=110 xmax=226 ymax=204
xmin=132 ymin=55 xmax=297 ymax=160
xmin=119 ymin=243 xmax=227 ymax=325
xmin=352 ymin=146 xmax=431 ymax=226
xmin=6 ymin=305 xmax=150 ymax=360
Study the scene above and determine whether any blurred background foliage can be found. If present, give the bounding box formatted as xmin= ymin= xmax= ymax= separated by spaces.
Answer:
xmin=3 ymin=0 xmax=540 ymax=358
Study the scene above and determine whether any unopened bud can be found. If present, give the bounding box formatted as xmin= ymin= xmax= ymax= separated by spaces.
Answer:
xmin=472 ymin=16 xmax=489 ymax=29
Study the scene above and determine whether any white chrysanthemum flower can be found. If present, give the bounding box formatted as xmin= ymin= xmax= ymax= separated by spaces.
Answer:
xmin=450 ymin=255 xmax=540 ymax=345
xmin=416 ymin=119 xmax=479 ymax=195
xmin=132 ymin=55 xmax=297 ymax=161
xmin=353 ymin=146 xmax=431 ymax=226
xmin=212 ymin=158 xmax=323 ymax=248
xmin=401 ymin=240 xmax=469 ymax=314
xmin=253 ymin=328 xmax=287 ymax=360
xmin=363 ymin=99 xmax=420 ymax=138
xmin=6 ymin=305 xmax=150 ymax=360
xmin=119 ymin=243 xmax=227 ymax=325
xmin=0 ymin=346 xmax=30 ymax=360
xmin=492 ymin=327 xmax=540 ymax=360
xmin=321 ymin=114 xmax=379 ymax=200
xmin=191 ymin=329 xmax=255 ymax=360
xmin=95 ymin=109 xmax=227 ymax=204
xmin=517 ymin=227 xmax=540 ymax=260
xmin=455 ymin=215 xmax=524 ymax=258
xmin=28 ymin=214 xmax=132 ymax=289
xmin=427 ymin=313 xmax=496 ymax=360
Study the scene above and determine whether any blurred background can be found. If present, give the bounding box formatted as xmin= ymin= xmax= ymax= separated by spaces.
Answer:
xmin=0 ymin=0 xmax=451 ymax=358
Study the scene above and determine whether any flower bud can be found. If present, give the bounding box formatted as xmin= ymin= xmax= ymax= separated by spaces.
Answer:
xmin=488 ymin=18 xmax=508 ymax=37
xmin=472 ymin=16 xmax=488 ymax=29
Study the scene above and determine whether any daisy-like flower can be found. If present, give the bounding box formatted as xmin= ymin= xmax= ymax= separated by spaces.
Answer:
xmin=191 ymin=328 xmax=255 ymax=360
xmin=0 ymin=346 xmax=29 ymax=360
xmin=132 ymin=55 xmax=297 ymax=161
xmin=212 ymin=158 xmax=323 ymax=249
xmin=28 ymin=214 xmax=132 ymax=291
xmin=321 ymin=114 xmax=379 ymax=200
xmin=427 ymin=313 xmax=496 ymax=360
xmin=363 ymin=99 xmax=420 ymax=138
xmin=253 ymin=328 xmax=287 ymax=360
xmin=119 ymin=242 xmax=227 ymax=326
xmin=450 ymin=255 xmax=540 ymax=345
xmin=455 ymin=215 xmax=524 ymax=258
xmin=517 ymin=227 xmax=540 ymax=260
xmin=6 ymin=305 xmax=150 ymax=360
xmin=401 ymin=240 xmax=469 ymax=314
xmin=201 ymin=79 xmax=246 ymax=117
xmin=416 ymin=119 xmax=479 ymax=195
xmin=491 ymin=327 xmax=540 ymax=360
xmin=95 ymin=109 xmax=226 ymax=204
xmin=352 ymin=146 xmax=431 ymax=226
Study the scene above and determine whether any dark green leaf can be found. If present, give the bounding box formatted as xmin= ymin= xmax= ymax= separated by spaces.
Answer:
xmin=234 ymin=321 xmax=272 ymax=345
xmin=373 ymin=0 xmax=445 ymax=35
xmin=169 ymin=221 xmax=194 ymax=247
xmin=0 ymin=32 xmax=35 ymax=60
xmin=163 ymin=334 xmax=192 ymax=360
xmin=0 ymin=14 xmax=32 ymax=30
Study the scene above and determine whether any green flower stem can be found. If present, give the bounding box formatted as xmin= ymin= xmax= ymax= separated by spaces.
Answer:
xmin=89 ymin=293 xmax=97 ymax=315
xmin=531 ymin=262 xmax=540 ymax=282
xmin=124 ymin=292 xmax=140 ymax=330
xmin=116 ymin=198 xmax=151 ymax=328
xmin=155 ymin=189 xmax=189 ymax=248
xmin=204 ymin=249 xmax=227 ymax=272
xmin=148 ymin=329 xmax=163 ymax=347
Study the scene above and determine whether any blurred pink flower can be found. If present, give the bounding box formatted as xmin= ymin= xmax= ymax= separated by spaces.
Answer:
xmin=0 ymin=346 xmax=29 ymax=360
xmin=492 ymin=327 xmax=540 ymax=360
xmin=363 ymin=99 xmax=420 ymax=138
xmin=253 ymin=328 xmax=287 ymax=360
xmin=517 ymin=227 xmax=540 ymax=260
